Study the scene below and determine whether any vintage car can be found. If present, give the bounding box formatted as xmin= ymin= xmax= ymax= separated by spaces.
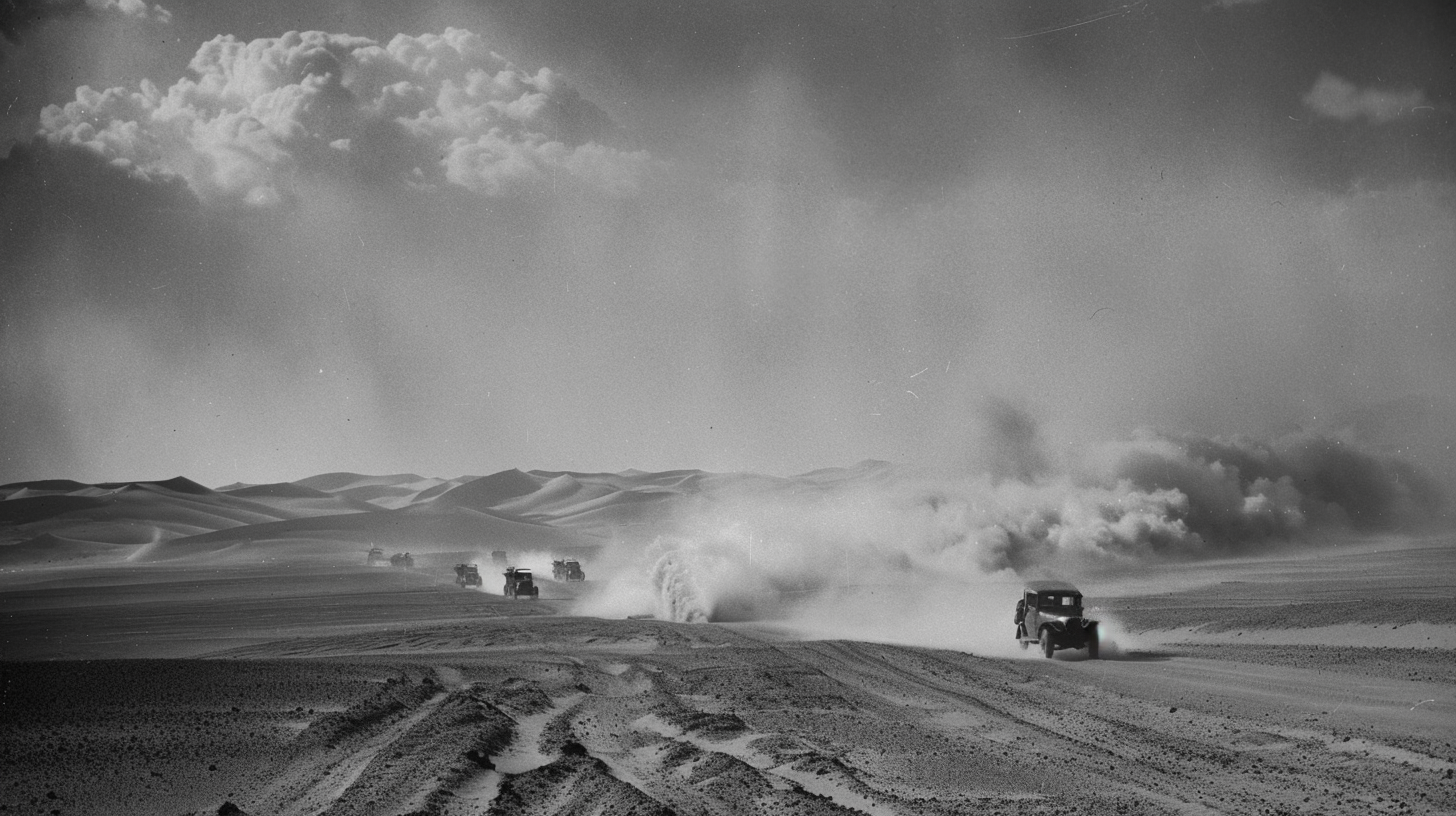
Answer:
xmin=503 ymin=567 xmax=539 ymax=599
xmin=454 ymin=563 xmax=482 ymax=587
xmin=552 ymin=559 xmax=586 ymax=581
xmin=366 ymin=547 xmax=386 ymax=566
xmin=1015 ymin=580 xmax=1099 ymax=659
xmin=389 ymin=552 xmax=414 ymax=569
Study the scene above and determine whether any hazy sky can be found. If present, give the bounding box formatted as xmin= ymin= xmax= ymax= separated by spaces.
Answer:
xmin=1 ymin=0 xmax=1453 ymax=487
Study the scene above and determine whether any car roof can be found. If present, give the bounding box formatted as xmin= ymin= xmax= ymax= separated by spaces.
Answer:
xmin=1024 ymin=580 xmax=1082 ymax=594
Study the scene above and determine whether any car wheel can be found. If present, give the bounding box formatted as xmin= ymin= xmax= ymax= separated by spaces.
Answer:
xmin=1040 ymin=629 xmax=1054 ymax=659
xmin=1086 ymin=626 xmax=1100 ymax=659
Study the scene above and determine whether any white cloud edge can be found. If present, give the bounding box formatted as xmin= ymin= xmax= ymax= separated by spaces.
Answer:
xmin=36 ymin=28 xmax=654 ymax=206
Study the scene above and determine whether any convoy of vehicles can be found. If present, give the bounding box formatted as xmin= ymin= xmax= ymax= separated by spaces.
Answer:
xmin=1015 ymin=580 xmax=1099 ymax=659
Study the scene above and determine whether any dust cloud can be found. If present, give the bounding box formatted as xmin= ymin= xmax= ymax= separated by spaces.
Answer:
xmin=574 ymin=404 xmax=1446 ymax=655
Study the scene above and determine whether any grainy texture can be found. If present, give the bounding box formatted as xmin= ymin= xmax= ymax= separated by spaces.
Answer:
xmin=2 ymin=543 xmax=1454 ymax=815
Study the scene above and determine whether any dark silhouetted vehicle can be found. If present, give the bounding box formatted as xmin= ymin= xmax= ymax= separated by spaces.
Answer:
xmin=503 ymin=567 xmax=539 ymax=599
xmin=552 ymin=559 xmax=585 ymax=581
xmin=1015 ymin=580 xmax=1099 ymax=659
xmin=390 ymin=552 xmax=414 ymax=569
xmin=366 ymin=547 xmax=386 ymax=566
xmin=454 ymin=563 xmax=482 ymax=587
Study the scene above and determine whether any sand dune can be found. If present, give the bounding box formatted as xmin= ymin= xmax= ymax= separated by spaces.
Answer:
xmin=139 ymin=505 xmax=599 ymax=563
xmin=2 ymin=467 xmax=1453 ymax=815
xmin=292 ymin=472 xmax=476 ymax=509
xmin=434 ymin=469 xmax=548 ymax=510
xmin=219 ymin=482 xmax=383 ymax=517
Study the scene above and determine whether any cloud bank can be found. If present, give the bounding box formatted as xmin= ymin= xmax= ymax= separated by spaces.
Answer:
xmin=36 ymin=28 xmax=652 ymax=205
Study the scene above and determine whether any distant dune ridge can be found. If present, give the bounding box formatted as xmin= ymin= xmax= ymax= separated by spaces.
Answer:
xmin=0 ymin=466 xmax=736 ymax=566
xmin=0 ymin=431 xmax=1449 ymax=576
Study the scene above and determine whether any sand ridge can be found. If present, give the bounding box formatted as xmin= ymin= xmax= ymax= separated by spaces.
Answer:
xmin=2 ymin=469 xmax=1454 ymax=814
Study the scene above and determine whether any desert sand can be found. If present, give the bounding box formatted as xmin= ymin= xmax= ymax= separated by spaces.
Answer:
xmin=2 ymin=468 xmax=1453 ymax=815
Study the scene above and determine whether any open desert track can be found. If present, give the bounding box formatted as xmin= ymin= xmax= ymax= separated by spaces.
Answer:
xmin=5 ymin=616 xmax=1453 ymax=816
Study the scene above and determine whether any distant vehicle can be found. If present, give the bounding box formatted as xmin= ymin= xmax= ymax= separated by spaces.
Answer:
xmin=491 ymin=550 xmax=508 ymax=566
xmin=503 ymin=567 xmax=539 ymax=599
xmin=390 ymin=552 xmax=414 ymax=569
xmin=454 ymin=563 xmax=482 ymax=587
xmin=1015 ymin=580 xmax=1099 ymax=659
xmin=366 ymin=547 xmax=386 ymax=566
xmin=555 ymin=559 xmax=585 ymax=581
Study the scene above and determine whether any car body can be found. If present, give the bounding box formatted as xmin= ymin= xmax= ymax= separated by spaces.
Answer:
xmin=561 ymin=559 xmax=585 ymax=581
xmin=454 ymin=563 xmax=482 ymax=587
xmin=503 ymin=567 xmax=539 ymax=599
xmin=1015 ymin=580 xmax=1099 ymax=658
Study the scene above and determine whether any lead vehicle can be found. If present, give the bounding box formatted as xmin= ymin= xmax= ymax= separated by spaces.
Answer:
xmin=1015 ymin=580 xmax=1099 ymax=659
xmin=503 ymin=567 xmax=539 ymax=599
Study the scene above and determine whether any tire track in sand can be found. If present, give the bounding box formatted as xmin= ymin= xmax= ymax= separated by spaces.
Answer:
xmin=787 ymin=640 xmax=1231 ymax=814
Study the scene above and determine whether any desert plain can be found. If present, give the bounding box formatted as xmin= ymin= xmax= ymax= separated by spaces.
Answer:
xmin=1 ymin=467 xmax=1453 ymax=816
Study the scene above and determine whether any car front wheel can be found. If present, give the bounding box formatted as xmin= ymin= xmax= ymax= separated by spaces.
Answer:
xmin=1040 ymin=629 xmax=1054 ymax=659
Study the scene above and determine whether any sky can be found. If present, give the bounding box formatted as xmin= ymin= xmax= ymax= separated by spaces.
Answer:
xmin=1 ymin=0 xmax=1453 ymax=492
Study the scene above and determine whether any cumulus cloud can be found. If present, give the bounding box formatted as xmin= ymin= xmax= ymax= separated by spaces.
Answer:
xmin=36 ymin=28 xmax=652 ymax=205
xmin=0 ymin=0 xmax=169 ymax=43
xmin=1302 ymin=72 xmax=1430 ymax=124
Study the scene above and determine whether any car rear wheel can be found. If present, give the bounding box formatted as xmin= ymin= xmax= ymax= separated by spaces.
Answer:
xmin=1040 ymin=629 xmax=1054 ymax=659
xmin=1086 ymin=626 xmax=1100 ymax=659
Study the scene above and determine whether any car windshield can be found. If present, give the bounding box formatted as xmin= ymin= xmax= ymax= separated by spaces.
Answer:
xmin=1038 ymin=594 xmax=1081 ymax=610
